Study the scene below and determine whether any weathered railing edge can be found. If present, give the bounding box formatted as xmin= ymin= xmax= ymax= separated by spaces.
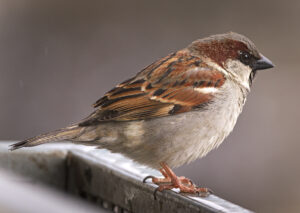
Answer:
xmin=68 ymin=148 xmax=253 ymax=213
xmin=0 ymin=142 xmax=253 ymax=213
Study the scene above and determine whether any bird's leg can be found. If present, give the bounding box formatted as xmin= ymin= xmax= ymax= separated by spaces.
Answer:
xmin=160 ymin=162 xmax=194 ymax=186
xmin=143 ymin=162 xmax=212 ymax=197
xmin=143 ymin=163 xmax=192 ymax=185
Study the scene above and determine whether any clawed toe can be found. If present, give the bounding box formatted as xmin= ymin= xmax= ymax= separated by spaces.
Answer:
xmin=195 ymin=187 xmax=213 ymax=197
xmin=143 ymin=175 xmax=155 ymax=183
xmin=143 ymin=162 xmax=212 ymax=198
xmin=178 ymin=176 xmax=194 ymax=186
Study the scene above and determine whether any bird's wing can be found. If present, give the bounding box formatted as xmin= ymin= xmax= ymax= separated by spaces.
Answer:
xmin=79 ymin=50 xmax=226 ymax=125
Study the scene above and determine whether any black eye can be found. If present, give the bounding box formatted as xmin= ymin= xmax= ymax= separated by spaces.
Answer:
xmin=239 ymin=51 xmax=251 ymax=65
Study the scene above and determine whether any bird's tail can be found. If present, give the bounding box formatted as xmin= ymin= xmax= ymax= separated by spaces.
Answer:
xmin=10 ymin=125 xmax=84 ymax=151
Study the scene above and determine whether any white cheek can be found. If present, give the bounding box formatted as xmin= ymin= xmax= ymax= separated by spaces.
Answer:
xmin=224 ymin=59 xmax=251 ymax=89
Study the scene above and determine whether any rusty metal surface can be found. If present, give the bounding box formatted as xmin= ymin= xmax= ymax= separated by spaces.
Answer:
xmin=0 ymin=142 xmax=253 ymax=213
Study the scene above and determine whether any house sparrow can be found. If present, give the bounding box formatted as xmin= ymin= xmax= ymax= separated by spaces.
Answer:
xmin=10 ymin=32 xmax=274 ymax=195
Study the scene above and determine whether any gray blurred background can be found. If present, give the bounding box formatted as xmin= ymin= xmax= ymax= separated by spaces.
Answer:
xmin=0 ymin=0 xmax=299 ymax=212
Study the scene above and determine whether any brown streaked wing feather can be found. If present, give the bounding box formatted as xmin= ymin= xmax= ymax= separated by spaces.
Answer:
xmin=79 ymin=50 xmax=226 ymax=125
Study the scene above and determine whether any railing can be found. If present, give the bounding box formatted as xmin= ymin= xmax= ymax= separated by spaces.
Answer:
xmin=0 ymin=142 xmax=253 ymax=213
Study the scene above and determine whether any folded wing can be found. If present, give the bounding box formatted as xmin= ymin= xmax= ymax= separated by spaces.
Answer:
xmin=79 ymin=50 xmax=226 ymax=125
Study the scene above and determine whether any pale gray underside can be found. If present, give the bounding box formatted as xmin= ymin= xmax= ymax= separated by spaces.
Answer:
xmin=73 ymin=79 xmax=248 ymax=169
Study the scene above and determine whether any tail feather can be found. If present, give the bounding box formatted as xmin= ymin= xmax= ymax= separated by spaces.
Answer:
xmin=10 ymin=125 xmax=83 ymax=151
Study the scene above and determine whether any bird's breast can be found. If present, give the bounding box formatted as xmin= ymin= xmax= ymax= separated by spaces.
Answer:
xmin=91 ymin=82 xmax=248 ymax=169
xmin=137 ymin=82 xmax=247 ymax=168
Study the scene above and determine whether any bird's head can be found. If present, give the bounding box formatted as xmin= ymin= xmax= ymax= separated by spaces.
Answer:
xmin=188 ymin=32 xmax=274 ymax=89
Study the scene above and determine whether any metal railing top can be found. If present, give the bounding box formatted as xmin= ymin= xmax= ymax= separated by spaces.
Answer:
xmin=0 ymin=142 xmax=253 ymax=213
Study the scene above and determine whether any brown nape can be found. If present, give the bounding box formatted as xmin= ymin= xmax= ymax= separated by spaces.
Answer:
xmin=188 ymin=32 xmax=260 ymax=68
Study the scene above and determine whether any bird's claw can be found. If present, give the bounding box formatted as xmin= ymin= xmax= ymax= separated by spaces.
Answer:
xmin=195 ymin=187 xmax=213 ymax=197
xmin=143 ymin=162 xmax=213 ymax=199
xmin=143 ymin=175 xmax=156 ymax=183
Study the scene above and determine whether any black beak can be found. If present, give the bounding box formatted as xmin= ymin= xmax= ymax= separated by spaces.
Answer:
xmin=252 ymin=54 xmax=274 ymax=71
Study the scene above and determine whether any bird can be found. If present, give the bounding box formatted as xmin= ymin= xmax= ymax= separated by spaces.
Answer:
xmin=10 ymin=32 xmax=274 ymax=195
